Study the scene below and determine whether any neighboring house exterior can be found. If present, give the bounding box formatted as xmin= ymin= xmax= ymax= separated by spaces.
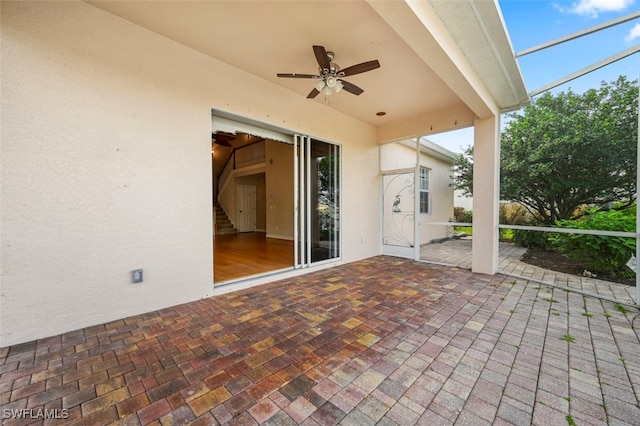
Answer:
xmin=418 ymin=140 xmax=458 ymax=244
xmin=380 ymin=138 xmax=457 ymax=248
xmin=0 ymin=1 xmax=528 ymax=346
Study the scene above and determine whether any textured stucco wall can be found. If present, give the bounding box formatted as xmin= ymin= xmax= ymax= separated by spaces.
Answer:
xmin=419 ymin=155 xmax=455 ymax=244
xmin=0 ymin=1 xmax=379 ymax=346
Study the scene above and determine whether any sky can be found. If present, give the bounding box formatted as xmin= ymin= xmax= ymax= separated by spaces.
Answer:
xmin=429 ymin=0 xmax=640 ymax=154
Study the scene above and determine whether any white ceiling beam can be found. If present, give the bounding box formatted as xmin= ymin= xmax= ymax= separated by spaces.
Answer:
xmin=376 ymin=102 xmax=475 ymax=144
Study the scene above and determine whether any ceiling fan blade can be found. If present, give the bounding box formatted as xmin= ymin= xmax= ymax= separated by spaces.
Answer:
xmin=307 ymin=88 xmax=320 ymax=99
xmin=340 ymin=80 xmax=364 ymax=96
xmin=339 ymin=60 xmax=381 ymax=77
xmin=277 ymin=73 xmax=321 ymax=79
xmin=313 ymin=45 xmax=330 ymax=71
xmin=212 ymin=132 xmax=234 ymax=147
xmin=307 ymin=87 xmax=320 ymax=99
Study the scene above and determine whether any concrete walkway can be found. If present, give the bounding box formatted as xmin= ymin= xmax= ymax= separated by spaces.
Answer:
xmin=421 ymin=239 xmax=637 ymax=306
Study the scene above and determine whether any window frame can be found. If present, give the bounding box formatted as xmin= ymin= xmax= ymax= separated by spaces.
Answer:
xmin=419 ymin=166 xmax=430 ymax=215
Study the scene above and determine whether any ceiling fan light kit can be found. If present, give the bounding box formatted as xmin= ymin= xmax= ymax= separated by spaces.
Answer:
xmin=316 ymin=77 xmax=343 ymax=95
xmin=278 ymin=45 xmax=380 ymax=99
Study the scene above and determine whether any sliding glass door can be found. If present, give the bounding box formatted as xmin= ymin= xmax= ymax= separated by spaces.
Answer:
xmin=211 ymin=111 xmax=341 ymax=283
xmin=295 ymin=135 xmax=341 ymax=267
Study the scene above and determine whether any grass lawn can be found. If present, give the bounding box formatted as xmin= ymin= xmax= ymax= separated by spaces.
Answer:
xmin=454 ymin=226 xmax=472 ymax=235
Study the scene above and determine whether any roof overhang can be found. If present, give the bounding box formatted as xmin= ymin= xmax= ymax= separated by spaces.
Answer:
xmin=88 ymin=0 xmax=528 ymax=141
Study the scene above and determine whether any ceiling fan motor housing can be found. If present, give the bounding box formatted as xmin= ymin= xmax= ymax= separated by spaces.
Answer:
xmin=319 ymin=63 xmax=340 ymax=77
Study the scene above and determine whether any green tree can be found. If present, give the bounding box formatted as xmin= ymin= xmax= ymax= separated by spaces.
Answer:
xmin=455 ymin=76 xmax=638 ymax=224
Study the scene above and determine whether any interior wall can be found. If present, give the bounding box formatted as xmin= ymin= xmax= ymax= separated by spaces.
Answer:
xmin=265 ymin=141 xmax=295 ymax=240
xmin=256 ymin=174 xmax=266 ymax=231
xmin=0 ymin=1 xmax=379 ymax=346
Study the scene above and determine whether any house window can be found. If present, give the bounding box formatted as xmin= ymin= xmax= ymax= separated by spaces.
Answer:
xmin=419 ymin=167 xmax=430 ymax=214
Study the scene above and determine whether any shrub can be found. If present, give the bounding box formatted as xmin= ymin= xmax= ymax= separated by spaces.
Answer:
xmin=454 ymin=207 xmax=472 ymax=223
xmin=500 ymin=203 xmax=531 ymax=242
xmin=513 ymin=228 xmax=554 ymax=250
xmin=549 ymin=206 xmax=636 ymax=277
xmin=500 ymin=203 xmax=529 ymax=225
xmin=498 ymin=203 xmax=555 ymax=247
xmin=500 ymin=228 xmax=514 ymax=241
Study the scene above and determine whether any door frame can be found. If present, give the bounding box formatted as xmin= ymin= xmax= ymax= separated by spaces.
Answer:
xmin=212 ymin=111 xmax=342 ymax=284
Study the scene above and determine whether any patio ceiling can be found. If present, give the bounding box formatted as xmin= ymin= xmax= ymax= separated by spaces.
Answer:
xmin=88 ymin=1 xmax=528 ymax=137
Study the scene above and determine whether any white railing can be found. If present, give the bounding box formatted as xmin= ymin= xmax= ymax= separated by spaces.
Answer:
xmin=499 ymin=224 xmax=634 ymax=238
xmin=219 ymin=158 xmax=233 ymax=193
xmin=235 ymin=141 xmax=265 ymax=169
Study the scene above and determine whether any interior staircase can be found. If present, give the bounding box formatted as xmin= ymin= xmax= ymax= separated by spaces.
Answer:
xmin=214 ymin=204 xmax=237 ymax=235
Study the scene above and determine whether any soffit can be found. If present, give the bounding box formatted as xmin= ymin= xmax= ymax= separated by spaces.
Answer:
xmin=88 ymin=1 xmax=527 ymax=128
xmin=428 ymin=0 xmax=529 ymax=111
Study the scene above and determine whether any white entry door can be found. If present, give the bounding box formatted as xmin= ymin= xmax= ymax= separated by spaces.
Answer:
xmin=236 ymin=185 xmax=256 ymax=232
xmin=381 ymin=171 xmax=416 ymax=258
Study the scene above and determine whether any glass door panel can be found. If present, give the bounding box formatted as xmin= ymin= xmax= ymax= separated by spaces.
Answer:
xmin=294 ymin=134 xmax=308 ymax=267
xmin=310 ymin=139 xmax=340 ymax=262
xmin=295 ymin=135 xmax=341 ymax=268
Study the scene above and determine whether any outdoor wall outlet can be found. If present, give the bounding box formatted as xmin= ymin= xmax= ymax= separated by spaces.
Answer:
xmin=131 ymin=269 xmax=143 ymax=283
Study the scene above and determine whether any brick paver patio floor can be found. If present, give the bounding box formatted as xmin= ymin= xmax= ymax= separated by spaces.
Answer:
xmin=421 ymin=239 xmax=638 ymax=305
xmin=1 ymin=256 xmax=639 ymax=425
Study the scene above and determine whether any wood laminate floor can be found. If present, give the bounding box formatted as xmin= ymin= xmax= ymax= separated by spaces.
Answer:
xmin=214 ymin=232 xmax=294 ymax=283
